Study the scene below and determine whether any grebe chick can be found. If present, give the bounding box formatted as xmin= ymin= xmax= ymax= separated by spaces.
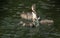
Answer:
xmin=40 ymin=19 xmax=54 ymax=26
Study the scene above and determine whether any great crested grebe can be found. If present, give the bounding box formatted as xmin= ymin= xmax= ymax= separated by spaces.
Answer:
xmin=20 ymin=4 xmax=37 ymax=22
xmin=20 ymin=4 xmax=39 ymax=27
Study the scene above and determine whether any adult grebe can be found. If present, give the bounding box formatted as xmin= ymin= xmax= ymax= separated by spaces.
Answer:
xmin=20 ymin=4 xmax=37 ymax=22
xmin=20 ymin=4 xmax=39 ymax=27
xmin=31 ymin=4 xmax=37 ymax=22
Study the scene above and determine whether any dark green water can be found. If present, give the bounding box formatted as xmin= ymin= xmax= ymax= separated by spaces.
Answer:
xmin=0 ymin=0 xmax=60 ymax=38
